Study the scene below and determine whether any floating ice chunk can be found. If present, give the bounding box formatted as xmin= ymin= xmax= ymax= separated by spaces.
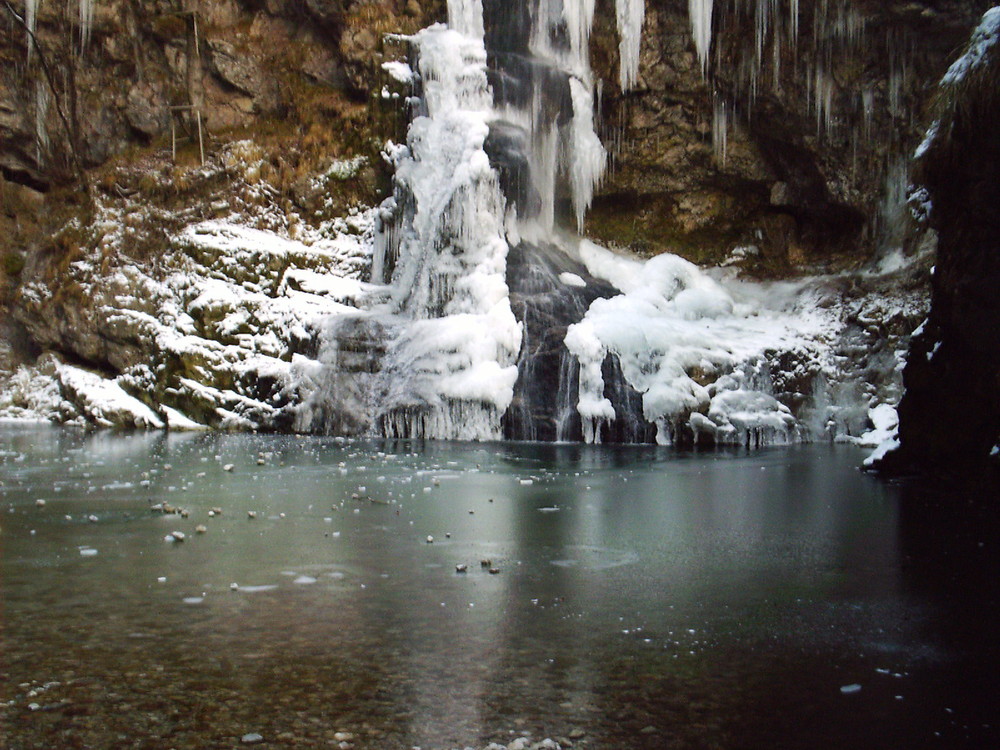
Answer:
xmin=292 ymin=575 xmax=317 ymax=585
xmin=79 ymin=547 xmax=98 ymax=557
xmin=840 ymin=683 xmax=863 ymax=694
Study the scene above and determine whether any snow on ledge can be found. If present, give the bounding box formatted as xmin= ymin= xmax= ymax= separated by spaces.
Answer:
xmin=56 ymin=363 xmax=164 ymax=430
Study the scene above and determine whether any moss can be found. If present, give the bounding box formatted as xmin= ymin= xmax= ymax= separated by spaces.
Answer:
xmin=585 ymin=192 xmax=747 ymax=266
xmin=2 ymin=252 xmax=25 ymax=277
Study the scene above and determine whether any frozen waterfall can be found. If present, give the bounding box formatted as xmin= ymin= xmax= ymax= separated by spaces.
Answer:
xmin=299 ymin=0 xmax=873 ymax=447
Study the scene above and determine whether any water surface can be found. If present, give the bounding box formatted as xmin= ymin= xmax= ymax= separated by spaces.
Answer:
xmin=1 ymin=425 xmax=997 ymax=748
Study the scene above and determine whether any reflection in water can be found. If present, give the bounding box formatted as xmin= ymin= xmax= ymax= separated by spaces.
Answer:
xmin=1 ymin=425 xmax=997 ymax=749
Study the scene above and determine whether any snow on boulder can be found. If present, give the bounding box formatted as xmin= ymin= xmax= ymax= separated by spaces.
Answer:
xmin=55 ymin=363 xmax=164 ymax=429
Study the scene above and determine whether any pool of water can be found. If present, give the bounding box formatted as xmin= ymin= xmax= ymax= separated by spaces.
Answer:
xmin=1 ymin=425 xmax=997 ymax=749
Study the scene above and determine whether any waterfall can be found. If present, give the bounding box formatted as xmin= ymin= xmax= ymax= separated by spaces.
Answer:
xmin=372 ymin=21 xmax=521 ymax=440
xmin=352 ymin=0 xmax=644 ymax=440
xmin=302 ymin=0 xmax=851 ymax=447
xmin=34 ymin=78 xmax=49 ymax=164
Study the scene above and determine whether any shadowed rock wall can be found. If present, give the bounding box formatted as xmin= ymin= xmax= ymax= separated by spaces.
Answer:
xmin=876 ymin=9 xmax=1000 ymax=475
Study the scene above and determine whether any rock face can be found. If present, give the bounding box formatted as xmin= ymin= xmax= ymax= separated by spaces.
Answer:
xmin=588 ymin=0 xmax=995 ymax=267
xmin=876 ymin=8 xmax=1000 ymax=474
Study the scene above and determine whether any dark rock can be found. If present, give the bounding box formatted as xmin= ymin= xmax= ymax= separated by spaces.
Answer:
xmin=304 ymin=0 xmax=347 ymax=27
xmin=208 ymin=40 xmax=263 ymax=98
xmin=125 ymin=83 xmax=169 ymax=138
xmin=875 ymin=9 xmax=1000 ymax=476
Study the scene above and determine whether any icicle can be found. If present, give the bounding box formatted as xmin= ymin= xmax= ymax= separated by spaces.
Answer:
xmin=447 ymin=0 xmax=483 ymax=39
xmin=568 ymin=77 xmax=606 ymax=232
xmin=712 ymin=95 xmax=728 ymax=165
xmin=616 ymin=0 xmax=645 ymax=89
xmin=25 ymin=0 xmax=39 ymax=58
xmin=35 ymin=78 xmax=50 ymax=165
xmin=790 ymin=0 xmax=800 ymax=42
xmin=79 ymin=0 xmax=95 ymax=51
xmin=813 ymin=64 xmax=834 ymax=134
xmin=562 ymin=0 xmax=596 ymax=61
xmin=688 ymin=0 xmax=714 ymax=74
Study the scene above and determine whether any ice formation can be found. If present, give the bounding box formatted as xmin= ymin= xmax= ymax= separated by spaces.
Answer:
xmin=286 ymin=0 xmax=916 ymax=446
xmin=311 ymin=0 xmax=648 ymax=440
xmin=689 ymin=0 xmax=714 ymax=73
xmin=79 ymin=0 xmax=94 ymax=50
xmin=25 ymin=0 xmax=38 ymax=56
xmin=617 ymin=0 xmax=646 ymax=88
xmin=564 ymin=241 xmax=830 ymax=445
xmin=366 ymin=23 xmax=522 ymax=440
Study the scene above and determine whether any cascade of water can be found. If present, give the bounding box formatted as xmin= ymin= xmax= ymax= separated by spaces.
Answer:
xmin=448 ymin=0 xmax=484 ymax=38
xmin=554 ymin=348 xmax=581 ymax=441
xmin=308 ymin=0 xmax=651 ymax=441
xmin=373 ymin=20 xmax=522 ymax=440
